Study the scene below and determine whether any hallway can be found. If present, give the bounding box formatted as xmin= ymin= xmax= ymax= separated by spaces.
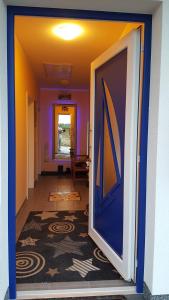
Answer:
xmin=16 ymin=176 xmax=89 ymax=241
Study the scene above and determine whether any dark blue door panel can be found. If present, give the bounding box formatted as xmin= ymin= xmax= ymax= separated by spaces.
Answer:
xmin=94 ymin=49 xmax=127 ymax=257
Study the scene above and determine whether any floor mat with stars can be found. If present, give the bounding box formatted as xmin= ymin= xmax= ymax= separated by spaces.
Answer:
xmin=16 ymin=210 xmax=122 ymax=284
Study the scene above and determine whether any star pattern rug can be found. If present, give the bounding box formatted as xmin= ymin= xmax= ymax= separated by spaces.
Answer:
xmin=16 ymin=210 xmax=121 ymax=284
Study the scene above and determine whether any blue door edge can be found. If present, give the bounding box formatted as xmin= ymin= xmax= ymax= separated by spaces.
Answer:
xmin=7 ymin=8 xmax=16 ymax=299
xmin=7 ymin=6 xmax=152 ymax=298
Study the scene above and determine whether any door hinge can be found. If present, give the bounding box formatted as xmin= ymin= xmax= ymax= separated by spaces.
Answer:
xmin=136 ymin=258 xmax=138 ymax=268
xmin=137 ymin=155 xmax=140 ymax=164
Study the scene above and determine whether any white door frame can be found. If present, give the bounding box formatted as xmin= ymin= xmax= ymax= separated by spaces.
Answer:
xmin=26 ymin=94 xmax=35 ymax=190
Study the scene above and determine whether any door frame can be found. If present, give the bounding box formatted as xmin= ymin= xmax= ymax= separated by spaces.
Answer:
xmin=53 ymin=103 xmax=77 ymax=158
xmin=28 ymin=97 xmax=35 ymax=189
xmin=7 ymin=6 xmax=152 ymax=299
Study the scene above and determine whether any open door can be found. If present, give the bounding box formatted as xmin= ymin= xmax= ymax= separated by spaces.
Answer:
xmin=89 ymin=30 xmax=140 ymax=281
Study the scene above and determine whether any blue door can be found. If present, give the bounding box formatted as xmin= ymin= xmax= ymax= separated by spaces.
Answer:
xmin=89 ymin=30 xmax=140 ymax=280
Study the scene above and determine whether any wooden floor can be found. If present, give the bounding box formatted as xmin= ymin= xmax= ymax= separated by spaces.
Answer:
xmin=16 ymin=175 xmax=89 ymax=241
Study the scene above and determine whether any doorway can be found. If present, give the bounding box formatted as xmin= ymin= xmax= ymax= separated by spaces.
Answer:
xmin=58 ymin=114 xmax=71 ymax=154
xmin=53 ymin=104 xmax=77 ymax=158
xmin=9 ymin=5 xmax=150 ymax=298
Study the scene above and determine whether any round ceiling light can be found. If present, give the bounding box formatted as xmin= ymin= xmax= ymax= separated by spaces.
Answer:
xmin=53 ymin=23 xmax=83 ymax=41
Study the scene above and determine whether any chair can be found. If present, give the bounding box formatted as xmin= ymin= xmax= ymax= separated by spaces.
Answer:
xmin=71 ymin=154 xmax=89 ymax=182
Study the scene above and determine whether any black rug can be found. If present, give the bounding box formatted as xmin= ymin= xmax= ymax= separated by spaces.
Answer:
xmin=16 ymin=210 xmax=121 ymax=284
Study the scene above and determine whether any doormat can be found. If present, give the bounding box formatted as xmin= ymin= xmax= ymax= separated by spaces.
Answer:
xmin=16 ymin=210 xmax=122 ymax=284
xmin=49 ymin=191 xmax=81 ymax=202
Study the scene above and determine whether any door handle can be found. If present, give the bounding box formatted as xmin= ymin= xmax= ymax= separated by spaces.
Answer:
xmin=86 ymin=158 xmax=91 ymax=168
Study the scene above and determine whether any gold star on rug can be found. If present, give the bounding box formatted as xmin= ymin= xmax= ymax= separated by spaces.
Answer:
xmin=19 ymin=236 xmax=39 ymax=247
xmin=64 ymin=215 xmax=78 ymax=222
xmin=35 ymin=211 xmax=59 ymax=220
xmin=79 ymin=233 xmax=88 ymax=238
xmin=46 ymin=267 xmax=59 ymax=277
xmin=46 ymin=236 xmax=87 ymax=258
xmin=66 ymin=258 xmax=100 ymax=278
xmin=23 ymin=220 xmax=47 ymax=232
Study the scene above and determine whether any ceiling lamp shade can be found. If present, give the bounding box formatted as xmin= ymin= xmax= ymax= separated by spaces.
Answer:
xmin=53 ymin=23 xmax=83 ymax=40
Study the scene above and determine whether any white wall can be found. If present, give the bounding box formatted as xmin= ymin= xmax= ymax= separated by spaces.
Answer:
xmin=0 ymin=0 xmax=9 ymax=299
xmin=144 ymin=0 xmax=169 ymax=295
xmin=0 ymin=0 xmax=168 ymax=298
xmin=4 ymin=0 xmax=160 ymax=14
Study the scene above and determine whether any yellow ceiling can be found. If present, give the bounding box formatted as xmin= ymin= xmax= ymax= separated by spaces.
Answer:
xmin=15 ymin=17 xmax=141 ymax=89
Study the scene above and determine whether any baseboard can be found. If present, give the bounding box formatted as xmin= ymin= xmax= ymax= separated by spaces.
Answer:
xmin=16 ymin=197 xmax=28 ymax=217
xmin=144 ymin=283 xmax=169 ymax=300
xmin=41 ymin=171 xmax=71 ymax=176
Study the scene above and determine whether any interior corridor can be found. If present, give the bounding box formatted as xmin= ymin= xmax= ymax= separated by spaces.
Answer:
xmin=16 ymin=176 xmax=89 ymax=241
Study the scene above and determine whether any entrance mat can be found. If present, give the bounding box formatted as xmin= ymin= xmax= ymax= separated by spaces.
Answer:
xmin=16 ymin=210 xmax=121 ymax=284
xmin=49 ymin=191 xmax=81 ymax=202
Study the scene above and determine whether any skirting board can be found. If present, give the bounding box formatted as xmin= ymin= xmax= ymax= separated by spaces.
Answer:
xmin=16 ymin=197 xmax=28 ymax=217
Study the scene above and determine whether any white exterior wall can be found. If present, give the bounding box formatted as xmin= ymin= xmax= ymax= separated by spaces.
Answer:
xmin=0 ymin=0 xmax=169 ymax=298
xmin=3 ymin=0 xmax=160 ymax=14
xmin=0 ymin=0 xmax=9 ymax=299
xmin=145 ymin=0 xmax=169 ymax=295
